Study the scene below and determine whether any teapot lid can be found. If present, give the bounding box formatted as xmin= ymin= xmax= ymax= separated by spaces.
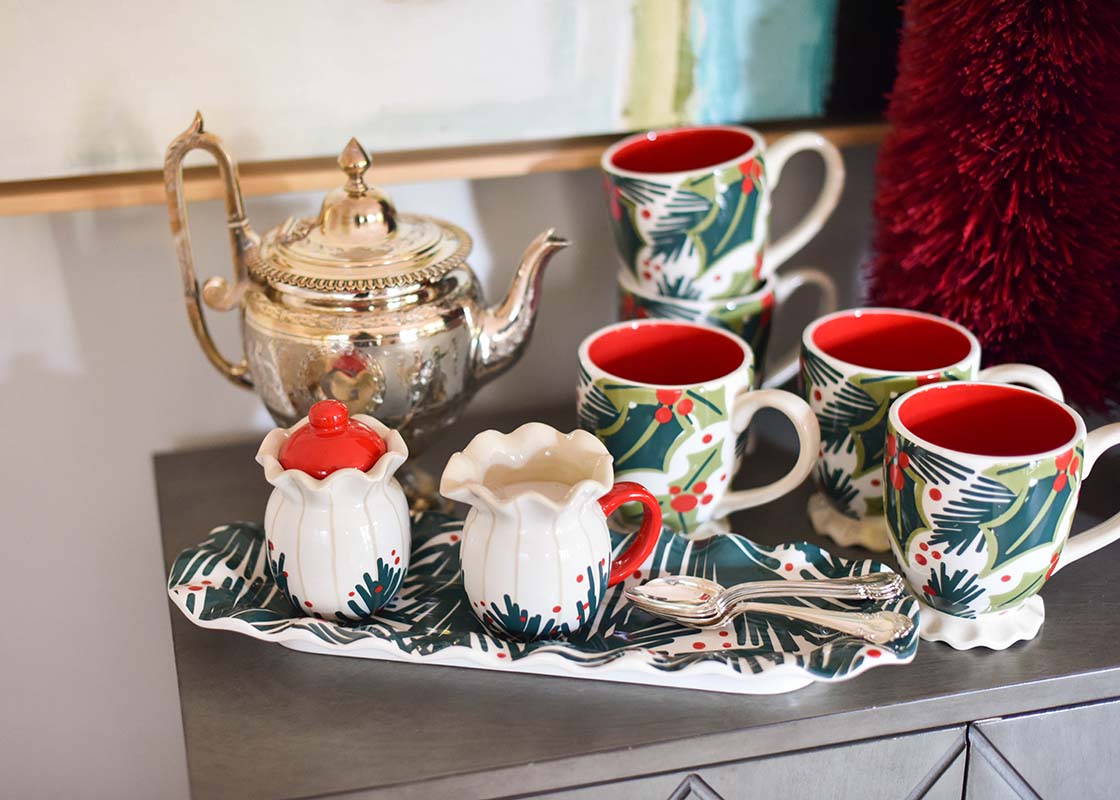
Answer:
xmin=278 ymin=400 xmax=388 ymax=478
xmin=251 ymin=139 xmax=472 ymax=295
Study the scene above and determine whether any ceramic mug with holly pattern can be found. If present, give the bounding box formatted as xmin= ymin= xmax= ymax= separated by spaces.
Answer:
xmin=800 ymin=308 xmax=1063 ymax=552
xmin=886 ymin=382 xmax=1120 ymax=649
xmin=577 ymin=320 xmax=820 ymax=535
xmin=617 ymin=266 xmax=838 ymax=390
xmin=601 ymin=125 xmax=844 ymax=300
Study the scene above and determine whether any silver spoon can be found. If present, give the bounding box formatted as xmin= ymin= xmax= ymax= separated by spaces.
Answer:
xmin=650 ymin=600 xmax=914 ymax=644
xmin=626 ymin=573 xmax=905 ymax=621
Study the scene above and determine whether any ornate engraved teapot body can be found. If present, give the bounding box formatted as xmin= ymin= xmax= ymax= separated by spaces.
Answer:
xmin=163 ymin=114 xmax=568 ymax=454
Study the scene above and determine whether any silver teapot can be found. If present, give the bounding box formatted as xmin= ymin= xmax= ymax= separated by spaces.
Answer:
xmin=164 ymin=114 xmax=568 ymax=454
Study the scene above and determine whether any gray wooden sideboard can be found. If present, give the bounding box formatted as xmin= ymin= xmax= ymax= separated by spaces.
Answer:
xmin=156 ymin=407 xmax=1120 ymax=799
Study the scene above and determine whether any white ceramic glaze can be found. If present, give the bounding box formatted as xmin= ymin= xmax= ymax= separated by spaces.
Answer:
xmin=441 ymin=423 xmax=661 ymax=638
xmin=256 ymin=414 xmax=410 ymax=621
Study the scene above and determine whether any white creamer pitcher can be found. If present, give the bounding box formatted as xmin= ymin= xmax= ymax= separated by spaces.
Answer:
xmin=440 ymin=423 xmax=662 ymax=639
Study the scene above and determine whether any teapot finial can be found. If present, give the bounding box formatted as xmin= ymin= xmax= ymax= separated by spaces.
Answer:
xmin=339 ymin=138 xmax=371 ymax=195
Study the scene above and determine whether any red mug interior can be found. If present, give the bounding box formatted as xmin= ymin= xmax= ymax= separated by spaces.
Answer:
xmin=897 ymin=383 xmax=1077 ymax=457
xmin=812 ymin=311 xmax=973 ymax=372
xmin=608 ymin=127 xmax=755 ymax=174
xmin=588 ymin=323 xmax=746 ymax=385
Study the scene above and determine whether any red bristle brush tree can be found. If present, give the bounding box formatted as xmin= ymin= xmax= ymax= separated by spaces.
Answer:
xmin=867 ymin=0 xmax=1120 ymax=410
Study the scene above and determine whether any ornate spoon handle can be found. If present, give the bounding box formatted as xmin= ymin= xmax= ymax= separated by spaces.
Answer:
xmin=722 ymin=572 xmax=905 ymax=606
xmin=732 ymin=601 xmax=915 ymax=644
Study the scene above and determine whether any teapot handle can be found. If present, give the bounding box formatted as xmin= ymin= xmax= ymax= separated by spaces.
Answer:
xmin=163 ymin=112 xmax=256 ymax=388
xmin=598 ymin=482 xmax=663 ymax=586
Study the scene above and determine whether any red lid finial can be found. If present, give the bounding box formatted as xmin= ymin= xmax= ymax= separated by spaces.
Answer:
xmin=278 ymin=400 xmax=388 ymax=478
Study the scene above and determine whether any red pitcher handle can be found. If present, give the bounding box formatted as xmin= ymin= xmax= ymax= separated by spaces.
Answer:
xmin=598 ymin=481 xmax=663 ymax=586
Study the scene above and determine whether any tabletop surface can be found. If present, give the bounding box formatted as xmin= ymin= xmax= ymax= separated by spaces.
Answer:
xmin=156 ymin=406 xmax=1120 ymax=800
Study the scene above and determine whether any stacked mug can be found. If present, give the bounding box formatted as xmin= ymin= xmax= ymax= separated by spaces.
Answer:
xmin=603 ymin=125 xmax=844 ymax=389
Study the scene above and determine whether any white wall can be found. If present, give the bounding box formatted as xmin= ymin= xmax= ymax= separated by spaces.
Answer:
xmin=0 ymin=144 xmax=877 ymax=798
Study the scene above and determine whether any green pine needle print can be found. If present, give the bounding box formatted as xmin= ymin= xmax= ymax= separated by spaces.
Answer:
xmin=655 ymin=273 xmax=703 ymax=300
xmin=800 ymin=348 xmax=843 ymax=389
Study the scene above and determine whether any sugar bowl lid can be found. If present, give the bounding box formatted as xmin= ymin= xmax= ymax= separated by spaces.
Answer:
xmin=279 ymin=400 xmax=388 ymax=478
xmin=252 ymin=139 xmax=472 ymax=295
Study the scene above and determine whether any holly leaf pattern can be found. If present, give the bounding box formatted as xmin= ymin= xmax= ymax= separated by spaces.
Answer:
xmin=596 ymin=384 xmax=688 ymax=473
xmin=662 ymin=441 xmax=723 ymax=532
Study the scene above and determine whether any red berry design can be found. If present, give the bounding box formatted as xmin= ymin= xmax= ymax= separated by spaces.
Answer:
xmin=304 ymin=601 xmax=313 ymax=608
xmin=450 ymin=534 xmax=459 ymax=542
xmin=643 ymin=271 xmax=653 ymax=280
xmin=886 ymin=434 xmax=897 ymax=458
xmin=391 ymin=550 xmax=396 ymax=556
xmin=641 ymin=208 xmax=651 ymax=219
xmin=923 ymin=585 xmax=936 ymax=595
xmin=656 ymin=389 xmax=682 ymax=405
xmin=898 ymin=452 xmax=910 ymax=469
xmin=1001 ymin=575 xmax=1012 ymax=582
xmin=719 ymin=630 xmax=729 ymax=637
xmin=931 ymin=551 xmax=941 ymax=560
xmin=929 ymin=488 xmax=942 ymax=501
xmin=268 ymin=541 xmax=274 ymax=551
xmin=701 ymin=495 xmax=713 ymax=505
xmin=1054 ymin=473 xmax=1068 ymax=492
xmin=1055 ymin=448 xmax=1074 ymax=471
xmin=919 ymin=542 xmax=929 ymax=551
xmin=670 ymin=494 xmax=698 ymax=512
xmin=693 ymin=481 xmax=708 ymax=493
xmin=866 ymin=649 xmax=882 ymax=658
xmin=813 ymin=389 xmax=822 ymax=401
xmin=703 ymin=434 xmax=713 ymax=443
xmin=201 ymin=580 xmax=212 ymax=585
xmin=497 ymin=652 xmax=507 ymax=659
xmin=915 ymin=554 xmax=928 ymax=566
xmin=784 ymin=563 xmax=794 ymax=572
xmin=282 ymin=571 xmax=289 ymax=577
xmin=870 ymin=478 xmax=881 ymax=487
xmin=692 ymin=642 xmax=706 ymax=650
xmin=890 ymin=465 xmax=905 ymax=491
xmin=520 ymin=615 xmax=527 ymax=622
xmin=654 ymin=407 xmax=673 ymax=424
xmin=188 ymin=585 xmax=203 ymax=591
xmin=576 ymin=574 xmax=584 ymax=583
xmin=670 ymin=485 xmax=682 ymax=494
xmin=677 ymin=398 xmax=694 ymax=415
xmin=349 ymin=591 xmax=356 ymax=597
xmin=374 ymin=585 xmax=383 ymax=593
xmin=552 ymin=605 xmax=562 ymax=613
xmin=722 ymin=642 xmax=733 ymax=648
xmin=632 ymin=570 xmax=642 ymax=579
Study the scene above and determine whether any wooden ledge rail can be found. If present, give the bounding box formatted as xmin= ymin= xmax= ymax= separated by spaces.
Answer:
xmin=0 ymin=120 xmax=888 ymax=217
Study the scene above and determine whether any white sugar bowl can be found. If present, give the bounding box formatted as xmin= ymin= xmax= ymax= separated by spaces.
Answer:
xmin=255 ymin=400 xmax=410 ymax=621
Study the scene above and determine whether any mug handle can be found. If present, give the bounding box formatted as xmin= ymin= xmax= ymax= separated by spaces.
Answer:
xmin=760 ymin=267 xmax=839 ymax=389
xmin=1054 ymin=423 xmax=1120 ymax=572
xmin=711 ymin=390 xmax=820 ymax=518
xmin=598 ymin=482 xmax=663 ymax=586
xmin=976 ymin=364 xmax=1064 ymax=401
xmin=760 ymin=132 xmax=845 ymax=277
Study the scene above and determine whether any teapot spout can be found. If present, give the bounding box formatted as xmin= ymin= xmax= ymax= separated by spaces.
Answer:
xmin=473 ymin=229 xmax=569 ymax=383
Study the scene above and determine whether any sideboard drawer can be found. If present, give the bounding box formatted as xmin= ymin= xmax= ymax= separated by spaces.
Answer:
xmin=520 ymin=725 xmax=966 ymax=800
xmin=966 ymin=698 xmax=1120 ymax=799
